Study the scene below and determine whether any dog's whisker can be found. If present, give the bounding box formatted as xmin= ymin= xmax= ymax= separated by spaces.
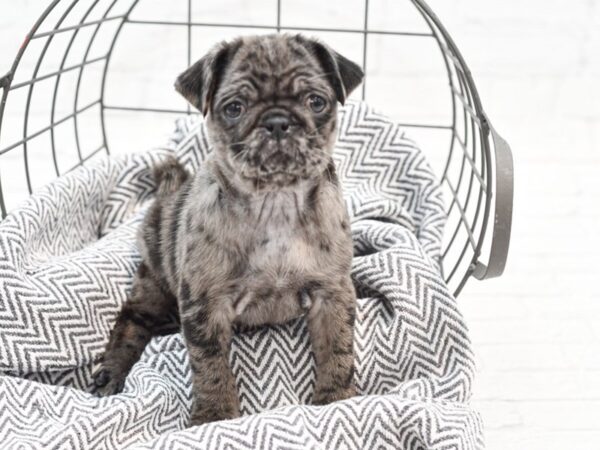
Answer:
xmin=305 ymin=122 xmax=331 ymax=139
xmin=232 ymin=149 xmax=249 ymax=162
xmin=229 ymin=138 xmax=251 ymax=147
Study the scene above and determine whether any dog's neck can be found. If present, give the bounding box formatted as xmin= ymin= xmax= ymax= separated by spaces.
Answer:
xmin=203 ymin=155 xmax=331 ymax=230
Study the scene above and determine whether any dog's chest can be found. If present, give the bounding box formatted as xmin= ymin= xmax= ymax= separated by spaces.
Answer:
xmin=247 ymin=191 xmax=315 ymax=277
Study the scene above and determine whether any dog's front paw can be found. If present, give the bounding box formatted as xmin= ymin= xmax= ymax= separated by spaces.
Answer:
xmin=93 ymin=358 xmax=127 ymax=396
xmin=312 ymin=384 xmax=357 ymax=406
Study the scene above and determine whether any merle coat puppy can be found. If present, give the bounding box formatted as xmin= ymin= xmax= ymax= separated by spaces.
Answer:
xmin=94 ymin=33 xmax=364 ymax=426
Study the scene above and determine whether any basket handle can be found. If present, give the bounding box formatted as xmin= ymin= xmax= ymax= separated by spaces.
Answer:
xmin=472 ymin=121 xmax=514 ymax=280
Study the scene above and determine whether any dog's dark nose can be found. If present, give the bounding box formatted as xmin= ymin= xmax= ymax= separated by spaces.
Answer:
xmin=262 ymin=114 xmax=290 ymax=140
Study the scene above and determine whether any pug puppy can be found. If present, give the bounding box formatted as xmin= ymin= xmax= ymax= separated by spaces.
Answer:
xmin=94 ymin=34 xmax=363 ymax=426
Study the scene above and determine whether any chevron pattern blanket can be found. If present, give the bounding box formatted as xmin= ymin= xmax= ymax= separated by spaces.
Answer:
xmin=0 ymin=102 xmax=483 ymax=449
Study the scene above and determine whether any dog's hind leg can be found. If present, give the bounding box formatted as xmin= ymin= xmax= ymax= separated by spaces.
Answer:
xmin=93 ymin=263 xmax=177 ymax=396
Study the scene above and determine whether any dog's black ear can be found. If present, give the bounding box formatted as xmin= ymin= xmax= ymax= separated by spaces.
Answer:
xmin=297 ymin=36 xmax=364 ymax=105
xmin=175 ymin=41 xmax=235 ymax=116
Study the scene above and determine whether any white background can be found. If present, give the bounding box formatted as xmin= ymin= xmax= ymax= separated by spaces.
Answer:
xmin=1 ymin=1 xmax=599 ymax=449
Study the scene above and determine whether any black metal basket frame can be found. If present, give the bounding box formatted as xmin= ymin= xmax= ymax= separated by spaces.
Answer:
xmin=0 ymin=0 xmax=513 ymax=296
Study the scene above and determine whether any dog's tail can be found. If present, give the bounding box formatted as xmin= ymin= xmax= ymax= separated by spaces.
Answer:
xmin=153 ymin=155 xmax=189 ymax=198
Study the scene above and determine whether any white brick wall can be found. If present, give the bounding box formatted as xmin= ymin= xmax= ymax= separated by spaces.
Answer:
xmin=1 ymin=1 xmax=599 ymax=448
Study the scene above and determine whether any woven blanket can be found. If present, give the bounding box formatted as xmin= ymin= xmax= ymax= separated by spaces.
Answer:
xmin=0 ymin=102 xmax=483 ymax=449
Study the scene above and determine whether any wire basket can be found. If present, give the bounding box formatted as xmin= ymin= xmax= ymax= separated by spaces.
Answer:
xmin=0 ymin=0 xmax=513 ymax=296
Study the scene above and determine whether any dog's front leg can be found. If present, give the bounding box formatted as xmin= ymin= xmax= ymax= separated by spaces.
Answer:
xmin=305 ymin=277 xmax=357 ymax=405
xmin=180 ymin=288 xmax=239 ymax=426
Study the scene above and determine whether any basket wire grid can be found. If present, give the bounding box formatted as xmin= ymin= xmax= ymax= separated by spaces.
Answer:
xmin=0 ymin=0 xmax=513 ymax=296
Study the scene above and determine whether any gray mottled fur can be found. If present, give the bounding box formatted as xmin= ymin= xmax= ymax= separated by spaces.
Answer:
xmin=94 ymin=34 xmax=363 ymax=426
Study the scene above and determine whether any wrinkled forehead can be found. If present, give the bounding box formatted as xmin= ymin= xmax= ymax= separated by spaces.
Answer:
xmin=217 ymin=36 xmax=331 ymax=101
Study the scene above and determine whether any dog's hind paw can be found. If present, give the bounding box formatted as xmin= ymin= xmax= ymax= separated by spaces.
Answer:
xmin=93 ymin=365 xmax=127 ymax=396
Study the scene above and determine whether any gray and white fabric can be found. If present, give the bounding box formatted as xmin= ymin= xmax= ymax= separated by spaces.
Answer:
xmin=0 ymin=102 xmax=483 ymax=449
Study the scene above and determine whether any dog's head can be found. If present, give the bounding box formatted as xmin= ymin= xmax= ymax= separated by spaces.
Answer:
xmin=175 ymin=34 xmax=363 ymax=190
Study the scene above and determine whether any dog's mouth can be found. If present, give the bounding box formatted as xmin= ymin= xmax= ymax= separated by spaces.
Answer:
xmin=229 ymin=135 xmax=311 ymax=181
xmin=239 ymin=168 xmax=300 ymax=186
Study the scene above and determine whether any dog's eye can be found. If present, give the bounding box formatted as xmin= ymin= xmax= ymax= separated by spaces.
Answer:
xmin=307 ymin=95 xmax=326 ymax=113
xmin=223 ymin=101 xmax=244 ymax=119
